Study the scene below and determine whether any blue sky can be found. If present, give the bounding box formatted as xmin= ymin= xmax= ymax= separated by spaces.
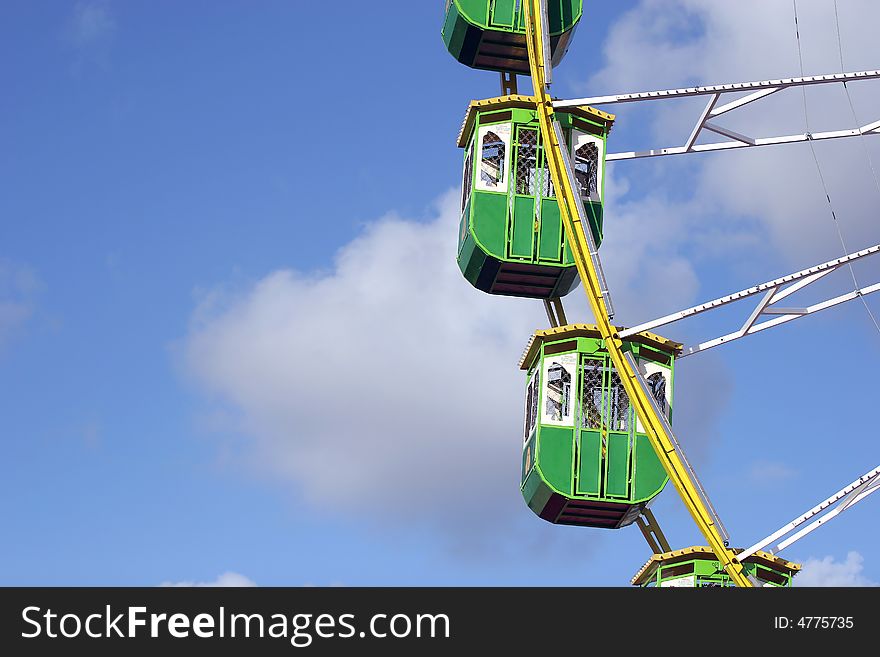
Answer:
xmin=2 ymin=1 xmax=878 ymax=587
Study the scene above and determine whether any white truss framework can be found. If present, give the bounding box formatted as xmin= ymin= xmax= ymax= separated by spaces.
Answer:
xmin=738 ymin=465 xmax=880 ymax=561
xmin=619 ymin=243 xmax=880 ymax=357
xmin=554 ymin=70 xmax=880 ymax=161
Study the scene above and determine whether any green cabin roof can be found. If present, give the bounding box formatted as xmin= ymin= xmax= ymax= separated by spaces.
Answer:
xmin=631 ymin=546 xmax=802 ymax=586
xmin=519 ymin=323 xmax=682 ymax=370
xmin=457 ymin=95 xmax=616 ymax=148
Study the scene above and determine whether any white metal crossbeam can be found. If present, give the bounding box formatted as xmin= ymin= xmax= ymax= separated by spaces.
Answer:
xmin=681 ymin=281 xmax=880 ymax=357
xmin=619 ymin=244 xmax=880 ymax=357
xmin=556 ymin=70 xmax=880 ymax=107
xmin=553 ymin=70 xmax=880 ymax=161
xmin=738 ymin=465 xmax=880 ymax=561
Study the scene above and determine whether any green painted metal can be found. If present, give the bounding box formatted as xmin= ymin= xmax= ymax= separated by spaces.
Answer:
xmin=538 ymin=199 xmax=562 ymax=261
xmin=472 ymin=193 xmax=508 ymax=256
xmin=491 ymin=0 xmax=518 ymax=28
xmin=522 ymin=467 xmax=552 ymax=517
xmin=536 ymin=425 xmax=574 ymax=493
xmin=637 ymin=552 xmax=798 ymax=588
xmin=442 ymin=1 xmax=583 ymax=74
xmin=511 ymin=196 xmax=534 ymax=258
xmin=457 ymin=106 xmax=609 ymax=299
xmin=576 ymin=430 xmax=601 ymax=495
xmin=520 ymin=331 xmax=677 ymax=529
xmin=605 ymin=432 xmax=630 ymax=498
xmin=633 ymin=434 xmax=668 ymax=500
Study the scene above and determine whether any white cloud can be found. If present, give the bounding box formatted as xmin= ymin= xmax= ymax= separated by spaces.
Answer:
xmin=748 ymin=460 xmax=798 ymax=485
xmin=160 ymin=572 xmax=256 ymax=588
xmin=181 ymin=188 xmax=730 ymax=548
xmin=0 ymin=302 xmax=31 ymax=345
xmin=587 ymin=0 xmax=880 ymax=268
xmin=176 ymin=1 xmax=880 ymax=556
xmin=0 ymin=260 xmax=40 ymax=353
xmin=593 ymin=171 xmax=701 ymax=323
xmin=797 ymin=551 xmax=877 ymax=586
xmin=69 ymin=1 xmax=116 ymax=47
xmin=579 ymin=0 xmax=880 ymax=585
xmin=183 ymin=191 xmax=546 ymax=541
xmin=81 ymin=420 xmax=101 ymax=449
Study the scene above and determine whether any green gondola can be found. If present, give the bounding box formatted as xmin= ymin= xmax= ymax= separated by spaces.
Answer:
xmin=632 ymin=547 xmax=801 ymax=587
xmin=520 ymin=324 xmax=680 ymax=529
xmin=457 ymin=96 xmax=614 ymax=298
xmin=442 ymin=0 xmax=582 ymax=74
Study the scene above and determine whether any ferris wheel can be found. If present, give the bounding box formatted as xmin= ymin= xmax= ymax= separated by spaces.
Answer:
xmin=442 ymin=0 xmax=880 ymax=587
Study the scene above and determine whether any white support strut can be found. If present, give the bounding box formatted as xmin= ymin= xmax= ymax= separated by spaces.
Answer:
xmin=555 ymin=70 xmax=880 ymax=108
xmin=738 ymin=465 xmax=880 ymax=561
xmin=619 ymin=243 xmax=880 ymax=357
xmin=553 ymin=70 xmax=880 ymax=160
xmin=606 ymin=126 xmax=880 ymax=161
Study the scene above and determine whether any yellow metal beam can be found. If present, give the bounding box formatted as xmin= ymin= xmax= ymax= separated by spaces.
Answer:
xmin=522 ymin=0 xmax=752 ymax=587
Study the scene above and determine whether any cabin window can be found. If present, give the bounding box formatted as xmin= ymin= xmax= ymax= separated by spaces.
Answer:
xmin=546 ymin=363 xmax=571 ymax=421
xmin=524 ymin=368 xmax=540 ymax=443
xmin=647 ymin=371 xmax=668 ymax=416
xmin=661 ymin=576 xmax=698 ymax=588
xmin=481 ymin=132 xmax=504 ymax=186
xmin=608 ymin=370 xmax=630 ymax=431
xmin=474 ymin=123 xmax=510 ymax=193
xmin=461 ymin=146 xmax=473 ymax=212
xmin=541 ymin=155 xmax=555 ymax=198
xmin=635 ymin=362 xmax=672 ymax=433
xmin=541 ymin=352 xmax=576 ymax=426
xmin=580 ymin=359 xmax=603 ymax=429
xmin=575 ymin=142 xmax=599 ymax=199
xmin=515 ymin=128 xmax=538 ymax=195
xmin=636 ymin=360 xmax=672 ymax=431
xmin=516 ymin=127 xmax=554 ymax=198
xmin=572 ymin=132 xmax=603 ymax=202
xmin=755 ymin=566 xmax=788 ymax=586
xmin=580 ymin=358 xmax=630 ymax=431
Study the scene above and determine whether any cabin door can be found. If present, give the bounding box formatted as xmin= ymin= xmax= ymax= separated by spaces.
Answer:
xmin=510 ymin=126 xmax=564 ymax=263
xmin=510 ymin=126 xmax=538 ymax=259
xmin=575 ymin=357 xmax=634 ymax=499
